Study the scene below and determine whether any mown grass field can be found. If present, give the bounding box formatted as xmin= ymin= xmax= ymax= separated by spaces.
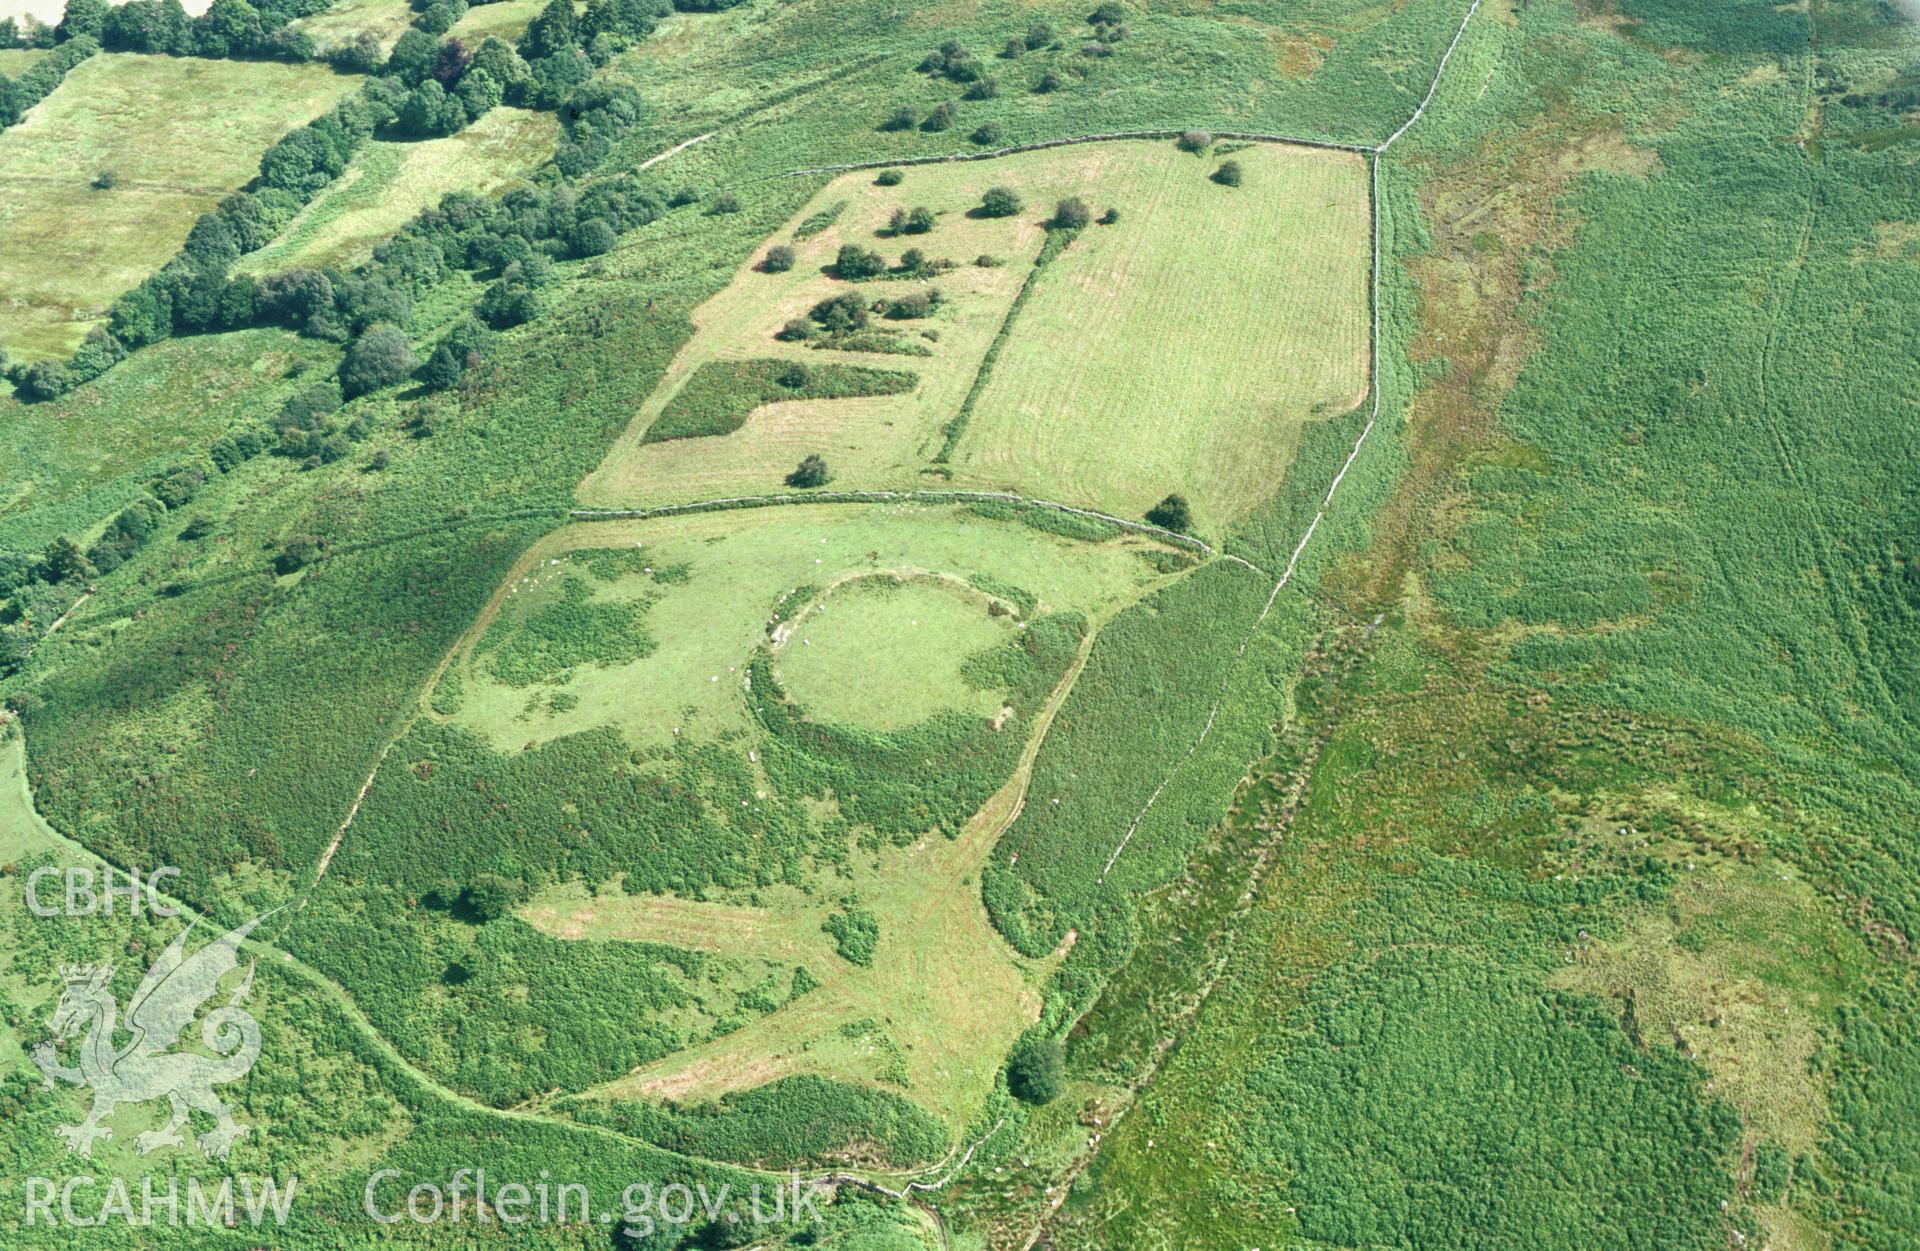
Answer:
xmin=439 ymin=503 xmax=1170 ymax=754
xmin=579 ymin=137 xmax=1367 ymax=532
xmin=947 ymin=141 xmax=1369 ymax=531
xmin=0 ymin=53 xmax=349 ymax=360
xmin=239 ymin=106 xmax=559 ymax=273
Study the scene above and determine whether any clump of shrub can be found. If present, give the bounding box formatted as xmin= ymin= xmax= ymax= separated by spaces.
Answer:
xmin=822 ymin=904 xmax=879 ymax=964
xmin=874 ymin=168 xmax=905 ymax=186
xmin=1212 ymin=159 xmax=1243 ymax=187
xmin=978 ymin=186 xmax=1024 ymax=217
xmin=834 ymin=244 xmax=887 ymax=279
xmin=1034 ymin=69 xmax=1063 ymax=93
xmin=1099 ymin=206 xmax=1121 ymax=224
xmin=1177 ymin=128 xmax=1213 ymax=153
xmin=964 ymin=76 xmax=1000 ymax=100
xmin=1052 ymin=197 xmax=1092 ymax=230
xmin=882 ymin=287 xmax=942 ymax=320
xmin=886 ymin=206 xmax=937 ymax=236
xmin=811 ymin=291 xmax=869 ymax=332
xmin=788 ymin=453 xmax=832 ymax=490
xmin=921 ymin=101 xmax=956 ymax=132
xmin=921 ymin=39 xmax=984 ymax=83
xmin=763 ymin=244 xmax=796 ymax=273
xmin=881 ymin=105 xmax=917 ymax=132
xmin=971 ymin=121 xmax=1004 ymax=146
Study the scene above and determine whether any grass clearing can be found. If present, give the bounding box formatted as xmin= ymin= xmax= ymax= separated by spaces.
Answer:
xmin=0 ymin=53 xmax=350 ymax=360
xmin=291 ymin=0 xmax=416 ymax=55
xmin=239 ymin=106 xmax=559 ymax=274
xmin=0 ymin=48 xmax=49 ymax=76
xmin=438 ymin=502 xmax=1172 ymax=754
xmin=576 ymin=138 xmax=1369 ymax=532
xmin=774 ymin=574 xmax=1015 ymax=731
xmin=447 ymin=0 xmax=547 ymax=45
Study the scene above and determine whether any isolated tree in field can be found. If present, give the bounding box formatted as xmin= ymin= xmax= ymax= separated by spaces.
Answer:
xmin=1146 ymin=493 xmax=1193 ymax=532
xmin=762 ymin=244 xmax=796 ymax=273
xmin=1007 ymin=1035 xmax=1065 ymax=1103
xmin=787 ymin=454 xmax=831 ymax=489
xmin=339 ymin=324 xmax=416 ymax=398
xmin=1212 ymin=159 xmax=1243 ymax=187
xmin=903 ymin=205 xmax=937 ymax=234
xmin=874 ymin=168 xmax=904 ymax=186
xmin=833 ymin=243 xmax=886 ymax=280
xmin=1052 ymin=196 xmax=1092 ymax=229
xmin=979 ymin=185 xmax=1023 ymax=217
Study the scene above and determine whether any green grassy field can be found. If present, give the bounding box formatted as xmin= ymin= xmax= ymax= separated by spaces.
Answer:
xmin=0 ymin=53 xmax=350 ymax=361
xmin=441 ymin=503 xmax=1170 ymax=754
xmin=447 ymin=0 xmax=546 ymax=44
xmin=0 ymin=48 xmax=48 ymax=76
xmin=947 ymin=142 xmax=1369 ymax=532
xmin=579 ymin=138 xmax=1368 ymax=533
xmin=239 ymin=107 xmax=559 ymax=273
xmin=773 ymin=574 xmax=1014 ymax=731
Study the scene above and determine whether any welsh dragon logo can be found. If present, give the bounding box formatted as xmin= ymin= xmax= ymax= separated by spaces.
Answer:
xmin=33 ymin=913 xmax=271 ymax=1160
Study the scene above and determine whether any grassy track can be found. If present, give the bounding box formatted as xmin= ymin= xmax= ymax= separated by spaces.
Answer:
xmin=0 ymin=53 xmax=350 ymax=360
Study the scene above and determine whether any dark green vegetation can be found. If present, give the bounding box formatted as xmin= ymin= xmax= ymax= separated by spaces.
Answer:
xmin=643 ymin=358 xmax=917 ymax=443
xmin=564 ymin=1075 xmax=950 ymax=1167
xmin=822 ymin=902 xmax=880 ymax=966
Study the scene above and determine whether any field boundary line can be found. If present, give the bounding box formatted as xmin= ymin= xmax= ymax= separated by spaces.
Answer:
xmin=569 ymin=492 xmax=1270 ymax=576
xmin=1095 ymin=0 xmax=1483 ymax=882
